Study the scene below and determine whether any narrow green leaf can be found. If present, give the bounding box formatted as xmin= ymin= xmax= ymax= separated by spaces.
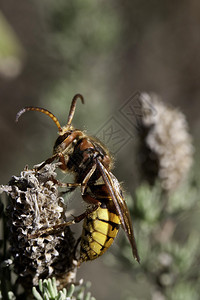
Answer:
xmin=52 ymin=277 xmax=57 ymax=295
xmin=62 ymin=288 xmax=67 ymax=297
xmin=7 ymin=291 xmax=16 ymax=300
xmin=67 ymin=284 xmax=75 ymax=297
xmin=57 ymin=291 xmax=65 ymax=300
xmin=47 ymin=278 xmax=56 ymax=297
xmin=84 ymin=291 xmax=91 ymax=300
xmin=38 ymin=279 xmax=43 ymax=293
xmin=32 ymin=287 xmax=43 ymax=300
xmin=44 ymin=291 xmax=49 ymax=300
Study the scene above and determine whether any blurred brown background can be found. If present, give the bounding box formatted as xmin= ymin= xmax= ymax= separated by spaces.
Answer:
xmin=0 ymin=1 xmax=200 ymax=299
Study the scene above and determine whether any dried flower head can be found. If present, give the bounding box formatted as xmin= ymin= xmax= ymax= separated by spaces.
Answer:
xmin=138 ymin=93 xmax=193 ymax=191
xmin=0 ymin=163 xmax=76 ymax=289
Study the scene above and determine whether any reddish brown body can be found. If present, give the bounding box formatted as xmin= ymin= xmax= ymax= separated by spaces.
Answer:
xmin=53 ymin=131 xmax=111 ymax=185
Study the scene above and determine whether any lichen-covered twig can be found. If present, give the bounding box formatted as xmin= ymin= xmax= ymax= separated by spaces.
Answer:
xmin=0 ymin=163 xmax=76 ymax=292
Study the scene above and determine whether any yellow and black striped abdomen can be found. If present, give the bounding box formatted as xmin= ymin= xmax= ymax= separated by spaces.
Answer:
xmin=79 ymin=204 xmax=121 ymax=262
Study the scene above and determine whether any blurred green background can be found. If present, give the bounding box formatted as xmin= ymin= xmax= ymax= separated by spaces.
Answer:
xmin=0 ymin=1 xmax=200 ymax=299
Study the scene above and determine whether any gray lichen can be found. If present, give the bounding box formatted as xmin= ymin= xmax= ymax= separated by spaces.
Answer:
xmin=0 ymin=163 xmax=76 ymax=290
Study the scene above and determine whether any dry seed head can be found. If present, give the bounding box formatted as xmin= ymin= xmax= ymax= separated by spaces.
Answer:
xmin=1 ymin=163 xmax=76 ymax=289
xmin=138 ymin=93 xmax=193 ymax=192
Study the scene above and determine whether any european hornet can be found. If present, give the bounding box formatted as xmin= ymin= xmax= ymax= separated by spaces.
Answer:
xmin=16 ymin=94 xmax=140 ymax=263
